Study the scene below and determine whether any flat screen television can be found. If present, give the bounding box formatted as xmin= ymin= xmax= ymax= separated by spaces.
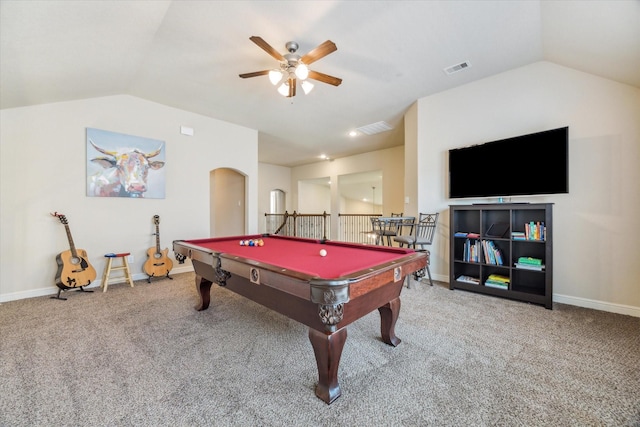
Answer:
xmin=448 ymin=126 xmax=569 ymax=199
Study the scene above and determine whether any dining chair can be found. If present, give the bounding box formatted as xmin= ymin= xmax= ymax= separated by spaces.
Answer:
xmin=370 ymin=217 xmax=383 ymax=245
xmin=394 ymin=213 xmax=439 ymax=286
xmin=371 ymin=217 xmax=400 ymax=246
xmin=395 ymin=216 xmax=416 ymax=240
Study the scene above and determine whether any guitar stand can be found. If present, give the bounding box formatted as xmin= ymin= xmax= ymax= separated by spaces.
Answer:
xmin=146 ymin=272 xmax=173 ymax=284
xmin=50 ymin=286 xmax=93 ymax=301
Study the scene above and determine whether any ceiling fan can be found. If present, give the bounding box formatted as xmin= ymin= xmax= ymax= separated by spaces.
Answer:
xmin=239 ymin=36 xmax=342 ymax=98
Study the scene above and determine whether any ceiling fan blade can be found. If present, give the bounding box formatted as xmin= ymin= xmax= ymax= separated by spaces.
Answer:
xmin=249 ymin=36 xmax=285 ymax=61
xmin=308 ymin=70 xmax=342 ymax=86
xmin=239 ymin=70 xmax=270 ymax=79
xmin=289 ymin=78 xmax=296 ymax=97
xmin=301 ymin=40 xmax=337 ymax=65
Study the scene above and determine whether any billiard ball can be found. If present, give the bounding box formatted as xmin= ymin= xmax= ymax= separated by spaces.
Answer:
xmin=319 ymin=249 xmax=327 ymax=257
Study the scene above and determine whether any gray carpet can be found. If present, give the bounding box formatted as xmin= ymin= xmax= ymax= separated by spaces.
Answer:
xmin=1 ymin=273 xmax=639 ymax=426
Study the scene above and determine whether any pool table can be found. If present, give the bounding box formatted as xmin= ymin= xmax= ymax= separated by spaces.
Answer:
xmin=173 ymin=234 xmax=427 ymax=404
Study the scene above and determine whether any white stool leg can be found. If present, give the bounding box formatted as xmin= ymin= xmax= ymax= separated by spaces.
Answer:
xmin=101 ymin=258 xmax=113 ymax=292
xmin=122 ymin=257 xmax=134 ymax=288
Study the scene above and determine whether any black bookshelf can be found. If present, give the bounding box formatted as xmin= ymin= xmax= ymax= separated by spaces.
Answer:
xmin=449 ymin=203 xmax=553 ymax=309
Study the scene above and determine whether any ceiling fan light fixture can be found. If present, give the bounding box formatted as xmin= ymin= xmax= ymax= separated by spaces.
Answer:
xmin=240 ymin=37 xmax=341 ymax=98
xmin=269 ymin=69 xmax=283 ymax=85
xmin=295 ymin=63 xmax=309 ymax=80
xmin=301 ymin=80 xmax=314 ymax=95
xmin=277 ymin=82 xmax=289 ymax=97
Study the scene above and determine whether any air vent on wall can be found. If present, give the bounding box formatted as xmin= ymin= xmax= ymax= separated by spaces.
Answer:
xmin=356 ymin=121 xmax=393 ymax=135
xmin=444 ymin=61 xmax=471 ymax=75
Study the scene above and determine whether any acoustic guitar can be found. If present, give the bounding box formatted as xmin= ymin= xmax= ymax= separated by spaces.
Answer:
xmin=143 ymin=215 xmax=173 ymax=282
xmin=51 ymin=212 xmax=97 ymax=300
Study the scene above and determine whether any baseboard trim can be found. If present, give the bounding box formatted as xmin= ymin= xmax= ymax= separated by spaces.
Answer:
xmin=553 ymin=293 xmax=640 ymax=318
xmin=2 ymin=268 xmax=639 ymax=318
xmin=0 ymin=265 xmax=194 ymax=303
xmin=434 ymin=273 xmax=639 ymax=318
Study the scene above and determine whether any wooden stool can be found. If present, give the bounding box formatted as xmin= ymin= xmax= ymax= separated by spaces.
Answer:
xmin=101 ymin=253 xmax=134 ymax=292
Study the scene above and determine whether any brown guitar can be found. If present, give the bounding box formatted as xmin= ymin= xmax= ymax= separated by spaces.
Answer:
xmin=51 ymin=212 xmax=97 ymax=300
xmin=144 ymin=215 xmax=173 ymax=282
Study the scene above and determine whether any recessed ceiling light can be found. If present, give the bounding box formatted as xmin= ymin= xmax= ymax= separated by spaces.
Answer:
xmin=348 ymin=130 xmax=358 ymax=137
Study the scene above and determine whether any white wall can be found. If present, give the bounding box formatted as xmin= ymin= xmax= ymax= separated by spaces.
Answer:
xmin=291 ymin=146 xmax=405 ymax=239
xmin=211 ymin=168 xmax=246 ymax=237
xmin=341 ymin=198 xmax=381 ymax=214
xmin=407 ymin=61 xmax=640 ymax=316
xmin=0 ymin=95 xmax=258 ymax=301
xmin=3 ymin=65 xmax=637 ymax=318
xmin=298 ymin=181 xmax=331 ymax=214
xmin=257 ymin=163 xmax=292 ymax=233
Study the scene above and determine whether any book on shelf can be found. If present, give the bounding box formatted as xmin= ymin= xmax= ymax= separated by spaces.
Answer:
xmin=517 ymin=256 xmax=542 ymax=265
xmin=463 ymin=239 xmax=481 ymax=263
xmin=485 ymin=273 xmax=509 ymax=289
xmin=454 ymin=232 xmax=468 ymax=237
xmin=481 ymin=240 xmax=504 ymax=265
xmin=466 ymin=232 xmax=480 ymax=239
xmin=482 ymin=240 xmax=490 ymax=264
xmin=486 ymin=274 xmax=510 ymax=284
xmin=524 ymin=221 xmax=546 ymax=241
xmin=511 ymin=231 xmax=526 ymax=240
xmin=514 ymin=263 xmax=545 ymax=271
xmin=456 ymin=275 xmax=480 ymax=285
xmin=484 ymin=281 xmax=509 ymax=290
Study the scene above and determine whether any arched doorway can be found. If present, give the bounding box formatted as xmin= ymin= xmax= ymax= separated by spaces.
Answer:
xmin=270 ymin=189 xmax=286 ymax=214
xmin=210 ymin=168 xmax=246 ymax=237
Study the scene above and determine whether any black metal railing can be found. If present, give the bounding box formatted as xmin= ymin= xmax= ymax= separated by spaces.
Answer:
xmin=337 ymin=213 xmax=381 ymax=244
xmin=265 ymin=212 xmax=381 ymax=244
xmin=265 ymin=211 xmax=330 ymax=240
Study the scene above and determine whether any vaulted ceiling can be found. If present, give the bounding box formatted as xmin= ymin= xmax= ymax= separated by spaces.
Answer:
xmin=2 ymin=1 xmax=639 ymax=167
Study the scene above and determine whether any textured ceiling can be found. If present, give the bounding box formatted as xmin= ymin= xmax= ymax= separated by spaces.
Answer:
xmin=2 ymin=1 xmax=639 ymax=167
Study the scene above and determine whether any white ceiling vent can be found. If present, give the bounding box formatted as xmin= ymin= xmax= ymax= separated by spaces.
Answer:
xmin=444 ymin=61 xmax=471 ymax=75
xmin=356 ymin=121 xmax=393 ymax=135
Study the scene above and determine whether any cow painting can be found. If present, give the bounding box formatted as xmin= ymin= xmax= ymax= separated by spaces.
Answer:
xmin=86 ymin=129 xmax=166 ymax=198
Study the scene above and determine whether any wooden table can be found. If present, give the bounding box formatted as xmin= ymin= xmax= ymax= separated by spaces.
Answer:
xmin=173 ymin=234 xmax=426 ymax=404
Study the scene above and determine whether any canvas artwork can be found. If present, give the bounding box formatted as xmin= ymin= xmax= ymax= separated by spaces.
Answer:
xmin=86 ymin=128 xmax=166 ymax=199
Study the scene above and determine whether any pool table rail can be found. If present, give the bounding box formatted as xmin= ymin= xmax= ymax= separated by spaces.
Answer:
xmin=172 ymin=236 xmax=427 ymax=404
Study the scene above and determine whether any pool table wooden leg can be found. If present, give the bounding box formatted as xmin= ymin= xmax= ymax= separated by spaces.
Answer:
xmin=378 ymin=296 xmax=402 ymax=347
xmin=309 ymin=327 xmax=347 ymax=404
xmin=195 ymin=275 xmax=212 ymax=311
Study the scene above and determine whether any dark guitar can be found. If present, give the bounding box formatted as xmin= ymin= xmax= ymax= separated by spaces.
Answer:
xmin=51 ymin=212 xmax=97 ymax=300
xmin=143 ymin=215 xmax=173 ymax=282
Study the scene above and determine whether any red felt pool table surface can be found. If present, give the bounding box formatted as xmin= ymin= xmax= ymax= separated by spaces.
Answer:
xmin=182 ymin=234 xmax=415 ymax=279
xmin=173 ymin=234 xmax=427 ymax=405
